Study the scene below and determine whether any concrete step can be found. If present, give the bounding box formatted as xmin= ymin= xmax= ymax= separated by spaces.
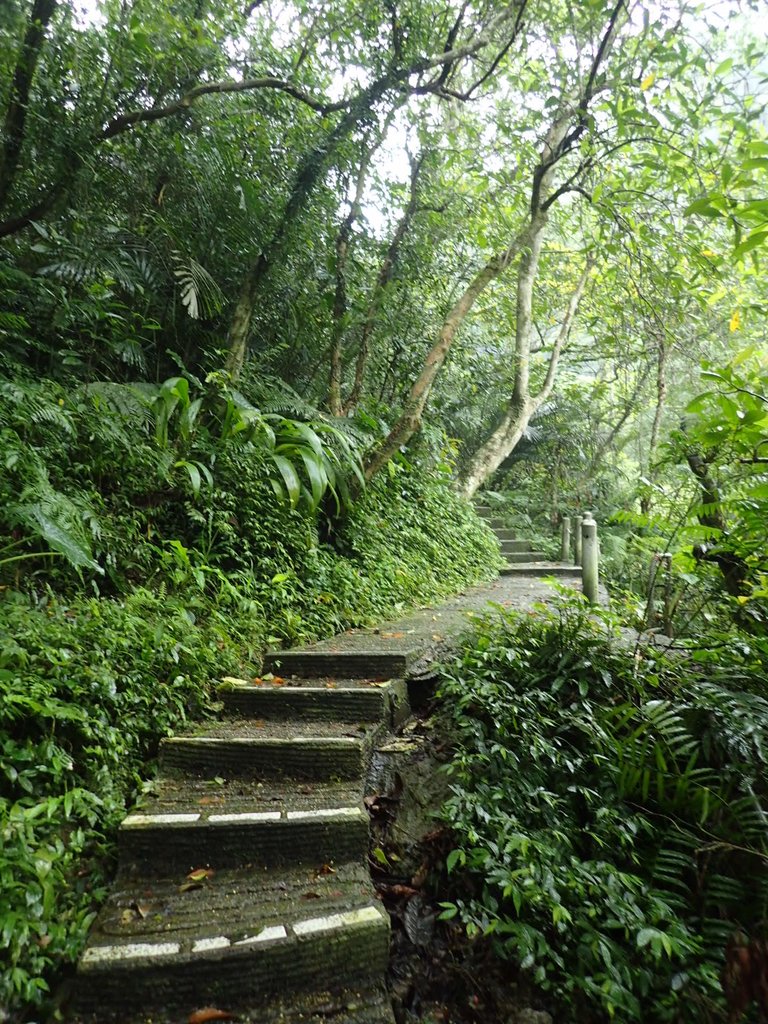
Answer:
xmin=505 ymin=550 xmax=547 ymax=563
xmin=119 ymin=778 xmax=368 ymax=872
xmin=160 ymin=720 xmax=381 ymax=781
xmin=500 ymin=563 xmax=581 ymax=578
xmin=499 ymin=539 xmax=531 ymax=553
xmin=494 ymin=528 xmax=518 ymax=541
xmin=474 ymin=504 xmax=492 ymax=518
xmin=73 ymin=985 xmax=395 ymax=1024
xmin=219 ymin=676 xmax=408 ymax=728
xmin=74 ymin=863 xmax=389 ymax=1019
xmin=263 ymin=649 xmax=416 ymax=679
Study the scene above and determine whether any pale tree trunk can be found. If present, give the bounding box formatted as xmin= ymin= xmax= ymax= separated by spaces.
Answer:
xmin=362 ymin=120 xmax=565 ymax=483
xmin=640 ymin=337 xmax=667 ymax=515
xmin=455 ymin=261 xmax=590 ymax=499
xmin=362 ymin=244 xmax=522 ymax=481
xmin=327 ymin=144 xmax=376 ymax=415
xmin=343 ymin=153 xmax=424 ymax=416
xmin=360 ymin=0 xmax=624 ymax=481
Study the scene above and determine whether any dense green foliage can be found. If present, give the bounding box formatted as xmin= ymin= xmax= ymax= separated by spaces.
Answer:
xmin=0 ymin=588 xmax=242 ymax=1009
xmin=0 ymin=0 xmax=766 ymax=1019
xmin=438 ymin=598 xmax=768 ymax=1022
xmin=0 ymin=369 xmax=499 ymax=1013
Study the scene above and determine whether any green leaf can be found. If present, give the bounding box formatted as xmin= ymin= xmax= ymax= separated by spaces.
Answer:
xmin=684 ymin=198 xmax=721 ymax=218
xmin=446 ymin=848 xmax=465 ymax=872
xmin=637 ymin=927 xmax=657 ymax=948
xmin=299 ymin=451 xmax=326 ymax=510
xmin=732 ymin=230 xmax=768 ymax=261
xmin=22 ymin=507 xmax=102 ymax=573
xmin=272 ymin=454 xmax=301 ymax=508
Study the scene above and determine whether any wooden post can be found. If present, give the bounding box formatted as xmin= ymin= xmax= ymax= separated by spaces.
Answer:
xmin=581 ymin=512 xmax=599 ymax=604
xmin=560 ymin=517 xmax=571 ymax=562
xmin=573 ymin=515 xmax=583 ymax=566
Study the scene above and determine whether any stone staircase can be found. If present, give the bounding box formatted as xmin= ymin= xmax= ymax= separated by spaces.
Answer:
xmin=70 ymin=653 xmax=410 ymax=1023
xmin=69 ymin=522 xmax=584 ymax=1022
xmin=475 ymin=505 xmax=580 ymax=580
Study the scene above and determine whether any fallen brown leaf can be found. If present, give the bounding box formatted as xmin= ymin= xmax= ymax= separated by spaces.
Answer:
xmin=187 ymin=867 xmax=214 ymax=882
xmin=380 ymin=883 xmax=419 ymax=899
xmin=188 ymin=1008 xmax=238 ymax=1023
xmin=411 ymin=860 xmax=429 ymax=888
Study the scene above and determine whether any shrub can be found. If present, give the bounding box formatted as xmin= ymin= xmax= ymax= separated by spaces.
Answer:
xmin=0 ymin=587 xmax=258 ymax=1011
xmin=438 ymin=596 xmax=768 ymax=1022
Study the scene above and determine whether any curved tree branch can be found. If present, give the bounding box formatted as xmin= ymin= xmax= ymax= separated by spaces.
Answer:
xmin=100 ymin=76 xmax=351 ymax=140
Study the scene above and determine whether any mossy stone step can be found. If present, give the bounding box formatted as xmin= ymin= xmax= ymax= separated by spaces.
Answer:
xmin=236 ymin=985 xmax=395 ymax=1023
xmin=119 ymin=803 xmax=368 ymax=873
xmin=494 ymin=528 xmax=517 ymax=541
xmin=505 ymin=550 xmax=547 ymax=563
xmin=134 ymin=774 xmax=363 ymax=820
xmin=499 ymin=539 xmax=532 ymax=552
xmin=72 ymin=984 xmax=395 ymax=1024
xmin=219 ymin=677 xmax=408 ymax=727
xmin=160 ymin=735 xmax=367 ymax=781
xmin=74 ymin=895 xmax=389 ymax=1019
xmin=500 ymin=563 xmax=581 ymax=578
xmin=87 ymin=862 xmax=377 ymax=946
xmin=262 ymin=649 xmax=416 ymax=679
xmin=160 ymin=720 xmax=382 ymax=781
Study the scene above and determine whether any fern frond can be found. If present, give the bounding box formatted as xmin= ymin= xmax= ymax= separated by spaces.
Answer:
xmin=171 ymin=251 xmax=224 ymax=320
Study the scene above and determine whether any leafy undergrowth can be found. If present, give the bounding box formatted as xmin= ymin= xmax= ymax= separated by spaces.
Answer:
xmin=433 ymin=597 xmax=768 ymax=1023
xmin=0 ymin=374 xmax=500 ymax=1020
xmin=0 ymin=588 xmax=258 ymax=1015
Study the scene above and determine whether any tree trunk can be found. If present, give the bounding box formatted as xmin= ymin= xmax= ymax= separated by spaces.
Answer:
xmin=0 ymin=0 xmax=58 ymax=211
xmin=343 ymin=153 xmax=424 ymax=416
xmin=222 ymin=2 xmax=529 ymax=381
xmin=686 ymin=448 xmax=748 ymax=597
xmin=327 ymin=146 xmax=374 ymax=415
xmin=640 ymin=338 xmax=667 ymax=515
xmin=455 ymin=259 xmax=589 ymax=499
xmin=362 ymin=245 xmax=521 ymax=482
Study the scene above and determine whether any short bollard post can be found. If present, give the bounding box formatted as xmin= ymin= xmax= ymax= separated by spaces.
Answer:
xmin=581 ymin=513 xmax=599 ymax=605
xmin=573 ymin=515 xmax=583 ymax=566
xmin=560 ymin=517 xmax=571 ymax=562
